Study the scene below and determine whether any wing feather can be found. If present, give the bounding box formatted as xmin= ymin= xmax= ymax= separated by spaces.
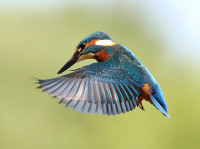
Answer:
xmin=93 ymin=76 xmax=101 ymax=104
xmin=38 ymin=57 xmax=141 ymax=116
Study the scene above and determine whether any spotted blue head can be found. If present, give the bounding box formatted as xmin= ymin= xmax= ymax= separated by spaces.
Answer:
xmin=57 ymin=32 xmax=117 ymax=74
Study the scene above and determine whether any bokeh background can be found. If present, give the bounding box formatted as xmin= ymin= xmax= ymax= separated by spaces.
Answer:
xmin=1 ymin=1 xmax=200 ymax=149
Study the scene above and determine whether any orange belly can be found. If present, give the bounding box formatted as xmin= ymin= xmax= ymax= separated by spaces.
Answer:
xmin=138 ymin=84 xmax=153 ymax=110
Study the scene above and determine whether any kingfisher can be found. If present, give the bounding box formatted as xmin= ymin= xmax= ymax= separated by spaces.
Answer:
xmin=37 ymin=32 xmax=170 ymax=118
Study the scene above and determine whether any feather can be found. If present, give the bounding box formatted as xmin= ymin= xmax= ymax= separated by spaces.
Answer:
xmin=37 ymin=54 xmax=145 ymax=116
xmin=150 ymin=95 xmax=170 ymax=118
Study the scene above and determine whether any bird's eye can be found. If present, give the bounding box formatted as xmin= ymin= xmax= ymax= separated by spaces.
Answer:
xmin=80 ymin=43 xmax=86 ymax=51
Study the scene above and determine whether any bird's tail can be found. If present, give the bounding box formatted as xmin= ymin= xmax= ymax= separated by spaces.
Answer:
xmin=150 ymin=86 xmax=170 ymax=118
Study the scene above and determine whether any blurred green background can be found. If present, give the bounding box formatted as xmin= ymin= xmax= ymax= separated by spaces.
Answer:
xmin=0 ymin=1 xmax=200 ymax=149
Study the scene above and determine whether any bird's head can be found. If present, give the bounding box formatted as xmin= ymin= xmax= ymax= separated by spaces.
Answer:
xmin=57 ymin=32 xmax=117 ymax=74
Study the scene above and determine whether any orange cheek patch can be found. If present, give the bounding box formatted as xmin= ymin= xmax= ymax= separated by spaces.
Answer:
xmin=85 ymin=40 xmax=98 ymax=49
xmin=95 ymin=49 xmax=109 ymax=62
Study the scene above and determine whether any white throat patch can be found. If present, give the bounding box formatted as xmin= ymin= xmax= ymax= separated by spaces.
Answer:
xmin=95 ymin=40 xmax=116 ymax=46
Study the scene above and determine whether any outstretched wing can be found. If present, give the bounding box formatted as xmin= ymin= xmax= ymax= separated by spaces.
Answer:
xmin=37 ymin=55 xmax=142 ymax=115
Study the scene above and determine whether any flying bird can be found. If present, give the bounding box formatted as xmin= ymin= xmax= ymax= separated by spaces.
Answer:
xmin=37 ymin=32 xmax=170 ymax=118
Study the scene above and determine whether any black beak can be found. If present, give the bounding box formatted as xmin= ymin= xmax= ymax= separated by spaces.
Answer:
xmin=57 ymin=53 xmax=80 ymax=74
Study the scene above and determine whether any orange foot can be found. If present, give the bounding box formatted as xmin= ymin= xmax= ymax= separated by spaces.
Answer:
xmin=138 ymin=96 xmax=145 ymax=110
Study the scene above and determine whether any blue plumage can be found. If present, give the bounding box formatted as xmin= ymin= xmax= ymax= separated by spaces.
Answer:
xmin=37 ymin=32 xmax=169 ymax=117
xmin=150 ymin=95 xmax=170 ymax=118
